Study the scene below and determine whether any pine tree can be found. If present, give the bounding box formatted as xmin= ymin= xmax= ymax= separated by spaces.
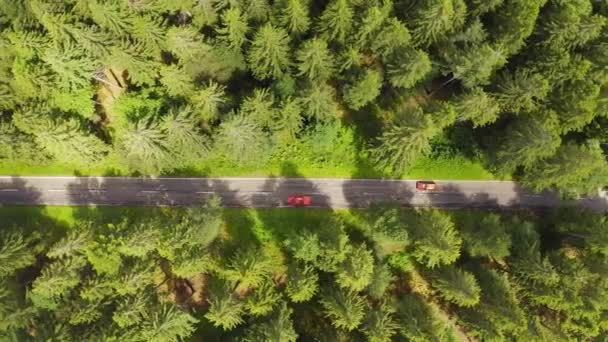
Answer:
xmin=286 ymin=261 xmax=319 ymax=303
xmin=296 ymin=38 xmax=335 ymax=81
xmin=129 ymin=15 xmax=166 ymax=55
xmin=372 ymin=17 xmax=412 ymax=58
xmin=217 ymin=7 xmax=249 ymax=50
xmin=42 ymin=43 xmax=98 ymax=91
xmin=362 ymin=301 xmax=399 ymax=342
xmin=116 ymin=118 xmax=170 ymax=174
xmin=205 ymin=280 xmax=245 ymax=330
xmin=245 ymin=0 xmax=271 ymax=21
xmin=366 ymin=263 xmax=395 ymax=300
xmin=242 ymin=302 xmax=298 ymax=342
xmin=372 ymin=109 xmax=442 ymax=173
xmin=459 ymin=213 xmax=511 ymax=259
xmin=191 ymin=81 xmax=227 ymax=122
xmin=343 ymin=68 xmax=383 ymax=110
xmin=386 ymin=48 xmax=432 ymax=89
xmin=395 ymin=294 xmax=452 ymax=341
xmin=405 ymin=0 xmax=467 ymax=46
xmin=456 ymin=266 xmax=526 ymax=340
xmin=550 ymin=78 xmax=600 ymax=133
xmin=0 ymin=231 xmax=36 ymax=277
xmin=139 ymin=304 xmax=198 ymax=342
xmin=33 ymin=118 xmax=108 ymax=166
xmin=159 ymin=65 xmax=196 ymax=98
xmin=319 ymin=288 xmax=366 ymax=331
xmin=494 ymin=113 xmax=562 ymax=174
xmin=487 ymin=0 xmax=545 ymax=54
xmin=336 ymin=243 xmax=375 ymax=292
xmin=300 ymin=83 xmax=339 ymax=122
xmin=431 ymin=265 xmax=481 ymax=307
xmin=272 ymin=97 xmax=304 ymax=144
xmin=522 ymin=141 xmax=608 ymax=195
xmin=491 ymin=70 xmax=547 ymax=113
xmin=86 ymin=0 xmax=133 ymax=34
xmin=214 ymin=113 xmax=270 ymax=164
xmin=411 ymin=210 xmax=462 ymax=268
xmin=317 ymin=0 xmax=353 ymax=44
xmin=223 ymin=247 xmax=274 ymax=292
xmin=29 ymin=258 xmax=84 ymax=310
xmin=454 ymin=87 xmax=501 ymax=127
xmin=466 ymin=0 xmax=503 ymax=16
xmin=240 ymin=87 xmax=276 ymax=126
xmin=277 ymin=0 xmax=311 ymax=35
xmin=368 ymin=209 xmax=410 ymax=258
xmin=245 ymin=281 xmax=281 ymax=316
xmin=161 ymin=107 xmax=209 ymax=164
xmin=444 ymin=43 xmax=506 ymax=88
xmin=247 ymin=24 xmax=291 ymax=80
xmin=355 ymin=2 xmax=391 ymax=47
xmin=165 ymin=26 xmax=205 ymax=62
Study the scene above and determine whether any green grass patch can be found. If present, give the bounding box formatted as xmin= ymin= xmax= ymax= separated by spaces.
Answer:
xmin=0 ymin=155 xmax=497 ymax=180
xmin=403 ymin=156 xmax=506 ymax=180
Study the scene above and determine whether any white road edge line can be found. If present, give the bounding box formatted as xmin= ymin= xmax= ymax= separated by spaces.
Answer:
xmin=0 ymin=189 xmax=19 ymax=192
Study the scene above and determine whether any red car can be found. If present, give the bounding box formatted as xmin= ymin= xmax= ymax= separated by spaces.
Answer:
xmin=287 ymin=194 xmax=311 ymax=206
xmin=416 ymin=181 xmax=437 ymax=191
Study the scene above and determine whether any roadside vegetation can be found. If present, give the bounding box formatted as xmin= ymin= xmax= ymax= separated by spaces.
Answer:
xmin=0 ymin=0 xmax=607 ymax=191
xmin=2 ymin=203 xmax=608 ymax=340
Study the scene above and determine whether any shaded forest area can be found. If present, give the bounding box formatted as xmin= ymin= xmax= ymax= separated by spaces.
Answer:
xmin=1 ymin=203 xmax=608 ymax=341
xmin=0 ymin=0 xmax=607 ymax=193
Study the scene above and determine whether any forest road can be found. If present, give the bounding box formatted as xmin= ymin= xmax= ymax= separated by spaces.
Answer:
xmin=0 ymin=176 xmax=606 ymax=211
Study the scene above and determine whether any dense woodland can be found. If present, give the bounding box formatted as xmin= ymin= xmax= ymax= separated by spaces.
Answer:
xmin=0 ymin=0 xmax=607 ymax=193
xmin=2 ymin=0 xmax=608 ymax=341
xmin=1 ymin=203 xmax=608 ymax=341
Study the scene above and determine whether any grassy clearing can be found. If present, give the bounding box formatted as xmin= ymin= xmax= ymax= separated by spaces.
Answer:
xmin=0 ymin=155 xmax=497 ymax=180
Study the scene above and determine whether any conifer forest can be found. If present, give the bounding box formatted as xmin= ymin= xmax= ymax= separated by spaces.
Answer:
xmin=1 ymin=0 xmax=608 ymax=341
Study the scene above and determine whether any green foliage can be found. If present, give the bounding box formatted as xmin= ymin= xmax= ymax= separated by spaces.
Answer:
xmin=286 ymin=261 xmax=319 ymax=303
xmin=366 ymin=263 xmax=395 ymax=300
xmin=217 ymin=7 xmax=249 ymax=50
xmin=223 ymin=247 xmax=275 ymax=292
xmin=394 ymin=294 xmax=453 ymax=341
xmin=273 ymin=97 xmax=304 ymax=144
xmin=444 ymin=44 xmax=507 ymax=88
xmin=405 ymin=0 xmax=467 ymax=46
xmin=522 ymin=141 xmax=608 ymax=194
xmin=454 ymin=88 xmax=501 ymax=127
xmin=277 ymin=0 xmax=311 ymax=35
xmin=493 ymin=113 xmax=561 ymax=174
xmin=431 ymin=265 xmax=481 ymax=307
xmin=459 ymin=213 xmax=512 ymax=259
xmin=296 ymin=38 xmax=335 ymax=81
xmin=248 ymin=24 xmax=291 ymax=80
xmin=215 ymin=114 xmax=270 ymax=164
xmin=368 ymin=208 xmax=410 ymax=258
xmin=411 ymin=210 xmax=462 ymax=268
xmin=300 ymin=83 xmax=339 ymax=122
xmin=372 ymin=109 xmax=442 ymax=173
xmin=317 ymin=0 xmax=353 ymax=43
xmin=0 ymin=232 xmax=36 ymax=277
xmin=336 ymin=243 xmax=375 ymax=292
xmin=205 ymin=281 xmax=246 ymax=330
xmin=140 ymin=305 xmax=198 ymax=342
xmin=362 ymin=301 xmax=399 ymax=342
xmin=243 ymin=302 xmax=298 ymax=342
xmin=343 ymin=69 xmax=383 ymax=110
xmin=319 ymin=288 xmax=366 ymax=331
xmin=386 ymin=48 xmax=432 ymax=89
xmin=32 ymin=117 xmax=108 ymax=166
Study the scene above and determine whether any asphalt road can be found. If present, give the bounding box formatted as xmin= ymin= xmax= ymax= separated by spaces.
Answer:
xmin=0 ymin=176 xmax=606 ymax=210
